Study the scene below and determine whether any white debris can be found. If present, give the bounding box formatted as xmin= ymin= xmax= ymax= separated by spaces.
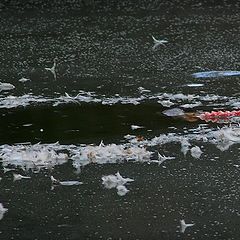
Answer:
xmin=0 ymin=144 xmax=68 ymax=171
xmin=138 ymin=87 xmax=151 ymax=93
xmin=0 ymin=203 xmax=8 ymax=220
xmin=162 ymin=108 xmax=185 ymax=117
xmin=3 ymin=167 xmax=14 ymax=174
xmin=115 ymin=171 xmax=134 ymax=185
xmin=13 ymin=173 xmax=31 ymax=181
xmin=124 ymin=134 xmax=136 ymax=140
xmin=102 ymin=171 xmax=134 ymax=189
xmin=102 ymin=172 xmax=134 ymax=196
xmin=151 ymin=152 xmax=175 ymax=165
xmin=180 ymin=138 xmax=191 ymax=156
xmin=209 ymin=126 xmax=240 ymax=151
xmin=190 ymin=146 xmax=203 ymax=159
xmin=72 ymin=143 xmax=152 ymax=167
xmin=50 ymin=176 xmax=83 ymax=186
xmin=187 ymin=83 xmax=204 ymax=87
xmin=0 ymin=91 xmax=234 ymax=109
xmin=102 ymin=174 xmax=119 ymax=189
xmin=152 ymin=35 xmax=168 ymax=50
xmin=116 ymin=185 xmax=129 ymax=196
xmin=180 ymin=219 xmax=195 ymax=233
xmin=19 ymin=77 xmax=30 ymax=82
xmin=180 ymin=102 xmax=202 ymax=109
xmin=158 ymin=100 xmax=174 ymax=107
xmin=0 ymin=82 xmax=15 ymax=91
xmin=45 ymin=57 xmax=57 ymax=80
xmin=131 ymin=125 xmax=144 ymax=130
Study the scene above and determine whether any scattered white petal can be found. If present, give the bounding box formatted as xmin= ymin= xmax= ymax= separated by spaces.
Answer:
xmin=45 ymin=58 xmax=57 ymax=80
xmin=152 ymin=35 xmax=168 ymax=50
xmin=187 ymin=83 xmax=204 ymax=87
xmin=151 ymin=152 xmax=175 ymax=165
xmin=138 ymin=87 xmax=151 ymax=93
xmin=59 ymin=180 xmax=83 ymax=186
xmin=131 ymin=125 xmax=144 ymax=130
xmin=115 ymin=171 xmax=134 ymax=185
xmin=19 ymin=77 xmax=30 ymax=82
xmin=0 ymin=203 xmax=8 ymax=220
xmin=13 ymin=173 xmax=31 ymax=181
xmin=180 ymin=219 xmax=195 ymax=233
xmin=51 ymin=176 xmax=82 ymax=186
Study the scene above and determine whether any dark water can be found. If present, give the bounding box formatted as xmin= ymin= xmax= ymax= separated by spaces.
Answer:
xmin=1 ymin=1 xmax=240 ymax=239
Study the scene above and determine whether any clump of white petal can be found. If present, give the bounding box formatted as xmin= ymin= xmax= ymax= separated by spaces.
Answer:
xmin=190 ymin=146 xmax=203 ymax=159
xmin=210 ymin=126 xmax=240 ymax=151
xmin=72 ymin=143 xmax=152 ymax=167
xmin=0 ymin=143 xmax=68 ymax=171
xmin=102 ymin=172 xmax=134 ymax=196
xmin=0 ymin=82 xmax=15 ymax=91
xmin=116 ymin=185 xmax=129 ymax=196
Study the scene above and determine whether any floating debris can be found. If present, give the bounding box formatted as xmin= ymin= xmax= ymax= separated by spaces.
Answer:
xmin=152 ymin=35 xmax=168 ymax=50
xmin=102 ymin=172 xmax=134 ymax=196
xmin=138 ymin=87 xmax=151 ymax=93
xmin=192 ymin=70 xmax=240 ymax=78
xmin=50 ymin=176 xmax=83 ymax=186
xmin=187 ymin=83 xmax=204 ymax=87
xmin=102 ymin=171 xmax=134 ymax=189
xmin=0 ymin=92 xmax=235 ymax=109
xmin=190 ymin=146 xmax=203 ymax=159
xmin=151 ymin=152 xmax=175 ymax=165
xmin=163 ymin=108 xmax=185 ymax=117
xmin=180 ymin=219 xmax=195 ymax=233
xmin=19 ymin=77 xmax=30 ymax=83
xmin=0 ymin=203 xmax=8 ymax=220
xmin=116 ymin=185 xmax=129 ymax=196
xmin=13 ymin=173 xmax=31 ymax=181
xmin=45 ymin=57 xmax=57 ymax=80
xmin=158 ymin=100 xmax=174 ymax=107
xmin=0 ymin=82 xmax=15 ymax=91
xmin=0 ymin=144 xmax=68 ymax=171
xmin=180 ymin=102 xmax=202 ymax=109
xmin=3 ymin=167 xmax=14 ymax=174
xmin=131 ymin=125 xmax=144 ymax=130
xmin=0 ymin=125 xmax=239 ymax=171
xmin=180 ymin=138 xmax=191 ymax=156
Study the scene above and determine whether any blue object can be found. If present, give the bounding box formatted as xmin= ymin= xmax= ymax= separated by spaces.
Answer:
xmin=192 ymin=71 xmax=240 ymax=78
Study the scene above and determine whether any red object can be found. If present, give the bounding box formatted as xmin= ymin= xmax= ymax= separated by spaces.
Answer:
xmin=198 ymin=110 xmax=240 ymax=123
